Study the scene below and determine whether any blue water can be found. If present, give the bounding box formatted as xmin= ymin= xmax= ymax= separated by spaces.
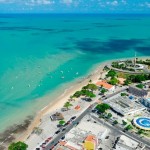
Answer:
xmin=0 ymin=14 xmax=150 ymax=132
xmin=136 ymin=117 xmax=150 ymax=128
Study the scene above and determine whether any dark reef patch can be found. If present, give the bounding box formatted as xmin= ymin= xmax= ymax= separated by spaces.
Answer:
xmin=0 ymin=26 xmax=56 ymax=32
xmin=79 ymin=28 xmax=91 ymax=31
xmin=135 ymin=46 xmax=150 ymax=55
xmin=92 ymin=22 xmax=126 ymax=28
xmin=74 ymin=38 xmax=144 ymax=53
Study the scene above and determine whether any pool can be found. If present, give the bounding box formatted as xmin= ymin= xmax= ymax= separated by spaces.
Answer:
xmin=133 ymin=117 xmax=150 ymax=130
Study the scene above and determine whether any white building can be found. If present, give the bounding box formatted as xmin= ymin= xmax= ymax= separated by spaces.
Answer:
xmin=104 ymin=95 xmax=146 ymax=116
xmin=115 ymin=135 xmax=140 ymax=150
xmin=55 ymin=116 xmax=109 ymax=150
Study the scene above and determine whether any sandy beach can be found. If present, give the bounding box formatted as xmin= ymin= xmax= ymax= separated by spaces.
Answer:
xmin=2 ymin=56 xmax=148 ymax=148
xmin=15 ymin=62 xmax=107 ymax=143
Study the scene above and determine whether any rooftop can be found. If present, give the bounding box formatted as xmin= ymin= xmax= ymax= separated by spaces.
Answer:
xmin=50 ymin=112 xmax=64 ymax=121
xmin=96 ymin=80 xmax=113 ymax=89
xmin=116 ymin=135 xmax=139 ymax=150
xmin=104 ymin=94 xmax=145 ymax=115
xmin=55 ymin=116 xmax=108 ymax=150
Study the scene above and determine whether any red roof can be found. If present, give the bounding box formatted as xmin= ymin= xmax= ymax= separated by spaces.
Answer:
xmin=96 ymin=80 xmax=113 ymax=89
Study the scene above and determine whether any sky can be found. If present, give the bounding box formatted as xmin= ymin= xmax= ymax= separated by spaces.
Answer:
xmin=0 ymin=0 xmax=150 ymax=13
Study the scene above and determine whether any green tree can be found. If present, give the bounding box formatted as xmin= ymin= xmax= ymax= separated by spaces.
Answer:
xmin=8 ymin=142 xmax=28 ymax=150
xmin=59 ymin=120 xmax=66 ymax=126
xmin=107 ymin=113 xmax=112 ymax=119
xmin=124 ymin=79 xmax=130 ymax=85
xmin=96 ymin=103 xmax=110 ymax=113
xmin=113 ymin=120 xmax=118 ymax=125
xmin=121 ymin=93 xmax=127 ymax=96
xmin=137 ymin=129 xmax=144 ymax=135
xmin=64 ymin=102 xmax=73 ymax=110
xmin=125 ymin=124 xmax=133 ymax=131
xmin=101 ymin=88 xmax=107 ymax=95
xmin=122 ymin=120 xmax=127 ymax=125
xmin=136 ymin=84 xmax=144 ymax=89
xmin=109 ymin=77 xmax=118 ymax=85
xmin=82 ymin=84 xmax=98 ymax=91
xmin=89 ymin=79 xmax=92 ymax=83
xmin=106 ymin=70 xmax=117 ymax=78
xmin=73 ymin=91 xmax=82 ymax=98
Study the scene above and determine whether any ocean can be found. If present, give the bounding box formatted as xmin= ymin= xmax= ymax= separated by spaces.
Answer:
xmin=0 ymin=14 xmax=150 ymax=132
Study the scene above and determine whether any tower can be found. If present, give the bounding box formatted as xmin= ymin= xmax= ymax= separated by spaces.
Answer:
xmin=134 ymin=51 xmax=136 ymax=67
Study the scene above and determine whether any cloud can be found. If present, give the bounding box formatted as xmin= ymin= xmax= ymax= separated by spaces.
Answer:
xmin=61 ymin=0 xmax=73 ymax=4
xmin=0 ymin=0 xmax=15 ymax=3
xmin=145 ymin=2 xmax=150 ymax=7
xmin=121 ymin=0 xmax=127 ymax=5
xmin=25 ymin=0 xmax=55 ymax=5
xmin=106 ymin=0 xmax=118 ymax=6
xmin=139 ymin=2 xmax=150 ymax=8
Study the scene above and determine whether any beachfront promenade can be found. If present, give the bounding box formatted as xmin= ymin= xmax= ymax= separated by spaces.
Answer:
xmin=14 ymin=60 xmax=150 ymax=150
xmin=28 ymin=84 xmax=150 ymax=150
xmin=45 ymin=103 xmax=94 ymax=150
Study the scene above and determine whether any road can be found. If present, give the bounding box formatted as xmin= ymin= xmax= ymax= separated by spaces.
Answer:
xmin=105 ymin=87 xmax=127 ymax=99
xmin=111 ymin=66 xmax=150 ymax=74
xmin=45 ymin=105 xmax=93 ymax=150
xmin=45 ymin=106 xmax=150 ymax=150
xmin=43 ymin=87 xmax=150 ymax=150
xmin=91 ymin=115 xmax=150 ymax=149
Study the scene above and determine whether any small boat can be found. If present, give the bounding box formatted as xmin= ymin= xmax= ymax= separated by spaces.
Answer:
xmin=60 ymin=71 xmax=63 ymax=73
xmin=61 ymin=76 xmax=65 ymax=79
xmin=28 ymin=84 xmax=31 ymax=87
xmin=11 ymin=86 xmax=14 ymax=90
xmin=76 ymin=72 xmax=79 ymax=75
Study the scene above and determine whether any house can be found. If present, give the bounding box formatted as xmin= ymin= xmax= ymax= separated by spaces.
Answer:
xmin=83 ymin=135 xmax=98 ymax=150
xmin=96 ymin=80 xmax=115 ymax=92
xmin=50 ymin=112 xmax=64 ymax=121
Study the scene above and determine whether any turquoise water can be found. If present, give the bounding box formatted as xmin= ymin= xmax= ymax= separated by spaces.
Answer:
xmin=0 ymin=14 xmax=150 ymax=132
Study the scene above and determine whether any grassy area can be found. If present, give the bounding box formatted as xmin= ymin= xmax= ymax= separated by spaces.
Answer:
xmin=117 ymin=72 xmax=127 ymax=78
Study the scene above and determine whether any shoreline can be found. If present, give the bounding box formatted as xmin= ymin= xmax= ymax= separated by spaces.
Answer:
xmin=16 ymin=61 xmax=107 ymax=142
xmin=1 ymin=56 xmax=149 ymax=148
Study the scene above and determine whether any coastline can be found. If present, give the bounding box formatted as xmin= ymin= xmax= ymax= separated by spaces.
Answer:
xmin=2 ymin=56 xmax=149 ymax=148
xmin=16 ymin=61 xmax=107 ymax=142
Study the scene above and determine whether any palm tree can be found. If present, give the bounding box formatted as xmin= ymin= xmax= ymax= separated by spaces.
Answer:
xmin=69 ymin=95 xmax=75 ymax=101
xmin=64 ymin=102 xmax=73 ymax=110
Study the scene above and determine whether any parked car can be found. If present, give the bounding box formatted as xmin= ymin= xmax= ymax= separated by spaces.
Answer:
xmin=62 ymin=128 xmax=65 ymax=131
xmin=71 ymin=116 xmax=76 ymax=120
xmin=61 ymin=136 xmax=65 ymax=140
xmin=55 ymin=130 xmax=60 ymax=134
